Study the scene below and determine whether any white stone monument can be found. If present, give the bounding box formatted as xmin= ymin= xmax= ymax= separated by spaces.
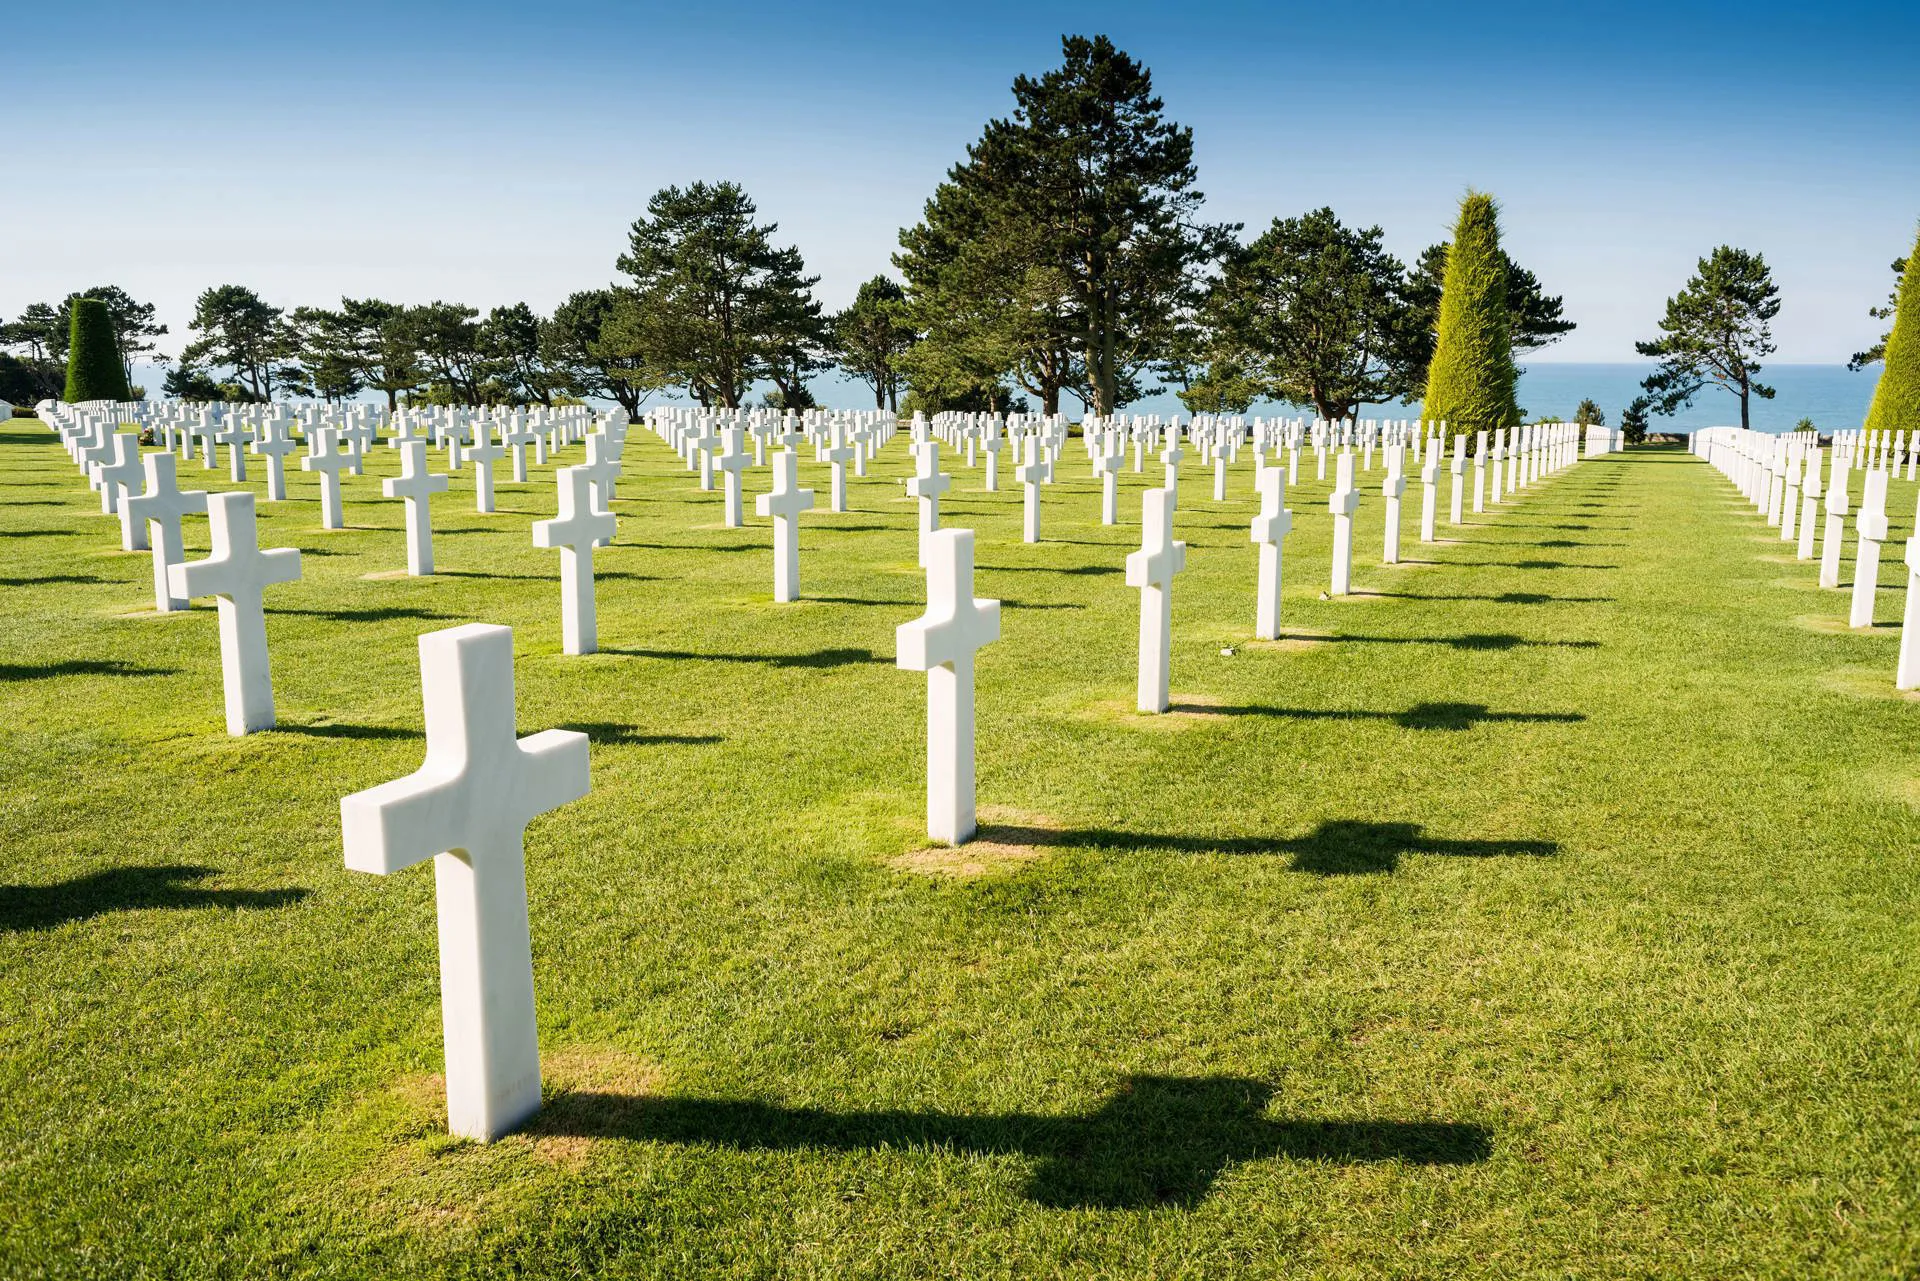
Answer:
xmin=896 ymin=529 xmax=1000 ymax=845
xmin=341 ymin=624 xmax=590 ymax=1142
xmin=123 ymin=451 xmax=208 ymax=613
xmin=1126 ymin=486 xmax=1186 ymax=713
xmin=383 ymin=440 xmax=450 ymax=576
xmin=1250 ymin=465 xmax=1293 ymax=641
xmin=755 ymin=448 xmax=815 ymax=603
xmin=532 ymin=466 xmax=616 ymax=657
xmin=168 ymin=492 xmax=302 ymax=735
xmin=1328 ymin=451 xmax=1359 ymax=597
xmin=302 ymin=428 xmax=355 ymax=530
xmin=1849 ymin=469 xmax=1888 ymax=629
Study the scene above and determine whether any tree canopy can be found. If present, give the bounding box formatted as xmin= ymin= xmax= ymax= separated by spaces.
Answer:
xmin=1635 ymin=245 xmax=1780 ymax=432
xmin=1421 ymin=192 xmax=1520 ymax=436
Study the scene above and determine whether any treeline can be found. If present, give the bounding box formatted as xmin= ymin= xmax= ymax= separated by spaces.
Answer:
xmin=2 ymin=35 xmax=1581 ymax=425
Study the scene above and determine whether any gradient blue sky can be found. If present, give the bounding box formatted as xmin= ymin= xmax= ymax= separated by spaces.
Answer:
xmin=7 ymin=0 xmax=1917 ymax=366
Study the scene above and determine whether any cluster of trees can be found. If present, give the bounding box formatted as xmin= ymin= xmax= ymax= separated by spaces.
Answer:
xmin=0 ymin=286 xmax=167 ymax=403
xmin=889 ymin=37 xmax=1570 ymax=424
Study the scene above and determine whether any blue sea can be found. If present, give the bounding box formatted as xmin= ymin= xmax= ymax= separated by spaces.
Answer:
xmin=781 ymin=362 xmax=1882 ymax=435
xmin=120 ymin=361 xmax=1881 ymax=435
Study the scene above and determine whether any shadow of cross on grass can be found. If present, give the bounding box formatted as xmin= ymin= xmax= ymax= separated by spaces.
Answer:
xmin=1170 ymin=702 xmax=1584 ymax=733
xmin=0 ymin=865 xmax=307 ymax=932
xmin=532 ymin=1074 xmax=1491 ymax=1209
xmin=973 ymin=818 xmax=1557 ymax=875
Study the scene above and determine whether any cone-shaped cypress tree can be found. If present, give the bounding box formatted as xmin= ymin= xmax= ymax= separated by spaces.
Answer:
xmin=63 ymin=298 xmax=133 ymax=403
xmin=1422 ymin=191 xmax=1519 ymax=440
xmin=1864 ymin=225 xmax=1920 ymax=434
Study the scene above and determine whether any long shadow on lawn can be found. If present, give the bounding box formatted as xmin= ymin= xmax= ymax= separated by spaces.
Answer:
xmin=560 ymin=721 xmax=722 ymax=747
xmin=1326 ymin=633 xmax=1600 ymax=652
xmin=600 ymin=646 xmax=886 ymax=669
xmin=1369 ymin=591 xmax=1614 ymax=605
xmin=1 ymin=574 xmax=106 ymax=586
xmin=0 ymin=659 xmax=175 ymax=681
xmin=0 ymin=865 xmax=307 ymax=932
xmin=273 ymin=723 xmax=421 ymax=741
xmin=272 ymin=606 xmax=450 ymax=623
xmin=1170 ymin=701 xmax=1583 ymax=733
xmin=534 ymin=1073 xmax=1492 ymax=1209
xmin=973 ymin=817 xmax=1557 ymax=876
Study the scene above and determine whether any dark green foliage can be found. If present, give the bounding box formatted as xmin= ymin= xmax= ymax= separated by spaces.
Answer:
xmin=1421 ymin=192 xmax=1520 ymax=437
xmin=1635 ymin=246 xmax=1780 ymax=432
xmin=1405 ymin=242 xmax=1572 ymax=382
xmin=833 ymin=277 xmax=916 ymax=412
xmin=1174 ymin=356 xmax=1263 ymax=414
xmin=896 ymin=35 xmax=1235 ymax=416
xmin=62 ymin=298 xmax=132 ymax=402
xmin=1574 ymin=398 xmax=1605 ymax=426
xmin=1848 ymin=253 xmax=1907 ymax=371
xmin=1208 ymin=207 xmax=1423 ymax=421
xmin=1863 ymin=225 xmax=1920 ymax=433
xmin=160 ymin=365 xmax=231 ymax=401
xmin=616 ymin=180 xmax=823 ymax=409
xmin=178 ymin=284 xmax=297 ymax=401
xmin=1621 ymin=396 xmax=1651 ymax=445
xmin=544 ymin=288 xmax=670 ymax=417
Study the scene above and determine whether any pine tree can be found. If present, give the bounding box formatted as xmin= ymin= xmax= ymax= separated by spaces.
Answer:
xmin=1864 ymin=224 xmax=1920 ymax=434
xmin=1421 ymin=192 xmax=1518 ymax=440
xmin=63 ymin=298 xmax=133 ymax=402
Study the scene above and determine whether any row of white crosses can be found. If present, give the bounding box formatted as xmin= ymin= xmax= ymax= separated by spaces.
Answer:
xmin=1697 ymin=425 xmax=1919 ymax=688
xmin=38 ymin=400 xmax=640 ymax=726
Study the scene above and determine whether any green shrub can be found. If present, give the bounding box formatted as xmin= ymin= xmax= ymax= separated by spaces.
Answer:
xmin=1864 ymin=224 xmax=1920 ymax=434
xmin=63 ymin=298 xmax=133 ymax=403
xmin=1421 ymin=191 xmax=1519 ymax=441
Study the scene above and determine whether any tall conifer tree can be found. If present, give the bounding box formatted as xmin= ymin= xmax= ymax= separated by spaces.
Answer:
xmin=1421 ymin=192 xmax=1519 ymax=438
xmin=63 ymin=298 xmax=133 ymax=402
xmin=1864 ymin=224 xmax=1920 ymax=434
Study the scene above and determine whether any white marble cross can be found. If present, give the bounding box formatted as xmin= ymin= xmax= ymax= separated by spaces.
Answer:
xmin=1471 ymin=430 xmax=1488 ymax=514
xmin=577 ymin=434 xmax=622 ymax=547
xmin=755 ymin=448 xmax=815 ymax=602
xmin=981 ymin=427 xmax=1003 ymax=492
xmin=1420 ymin=441 xmax=1440 ymax=542
xmin=1250 ymin=465 xmax=1294 ymax=641
xmin=1489 ymin=430 xmax=1507 ymax=504
xmin=908 ymin=441 xmax=953 ymax=555
xmin=1329 ymin=451 xmax=1360 ymax=597
xmin=341 ymin=623 xmax=590 ymax=1142
xmin=1127 ymin=486 xmax=1187 ymax=713
xmin=384 ymin=440 xmax=450 ymax=575
xmin=897 ymin=528 xmax=1000 ymax=845
xmin=1381 ymin=444 xmax=1408 ymax=564
xmin=302 ymin=428 xmax=355 ymax=530
xmin=168 ymin=492 xmax=302 ymax=735
xmin=505 ymin=414 xmax=538 ymax=483
xmin=718 ymin=428 xmax=751 ymax=528
xmin=1819 ymin=454 xmax=1851 ymax=590
xmin=1900 ymin=533 xmax=1920 ymax=690
xmin=96 ymin=433 xmax=145 ymax=527
xmin=1797 ymin=447 xmax=1823 ymax=561
xmin=1849 ymin=468 xmax=1889 ymax=628
xmin=467 ymin=426 xmax=505 ymax=514
xmin=213 ymin=418 xmax=250 ymax=482
xmin=692 ymin=424 xmax=721 ymax=492
xmin=254 ymin=421 xmax=299 ymax=502
xmin=825 ymin=424 xmax=855 ymax=513
xmin=1095 ymin=437 xmax=1124 ymax=525
xmin=1017 ymin=435 xmax=1048 ymax=544
xmin=1160 ymin=433 xmax=1184 ymax=507
xmin=1448 ymin=435 xmax=1467 ymax=525
xmin=123 ymin=451 xmax=208 ymax=612
xmin=533 ymin=465 xmax=616 ymax=655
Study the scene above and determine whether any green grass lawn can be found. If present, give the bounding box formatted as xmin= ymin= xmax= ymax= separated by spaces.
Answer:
xmin=1 ymin=420 xmax=1917 ymax=1278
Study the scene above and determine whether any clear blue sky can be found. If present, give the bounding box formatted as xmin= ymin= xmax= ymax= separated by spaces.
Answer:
xmin=7 ymin=0 xmax=1917 ymax=365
